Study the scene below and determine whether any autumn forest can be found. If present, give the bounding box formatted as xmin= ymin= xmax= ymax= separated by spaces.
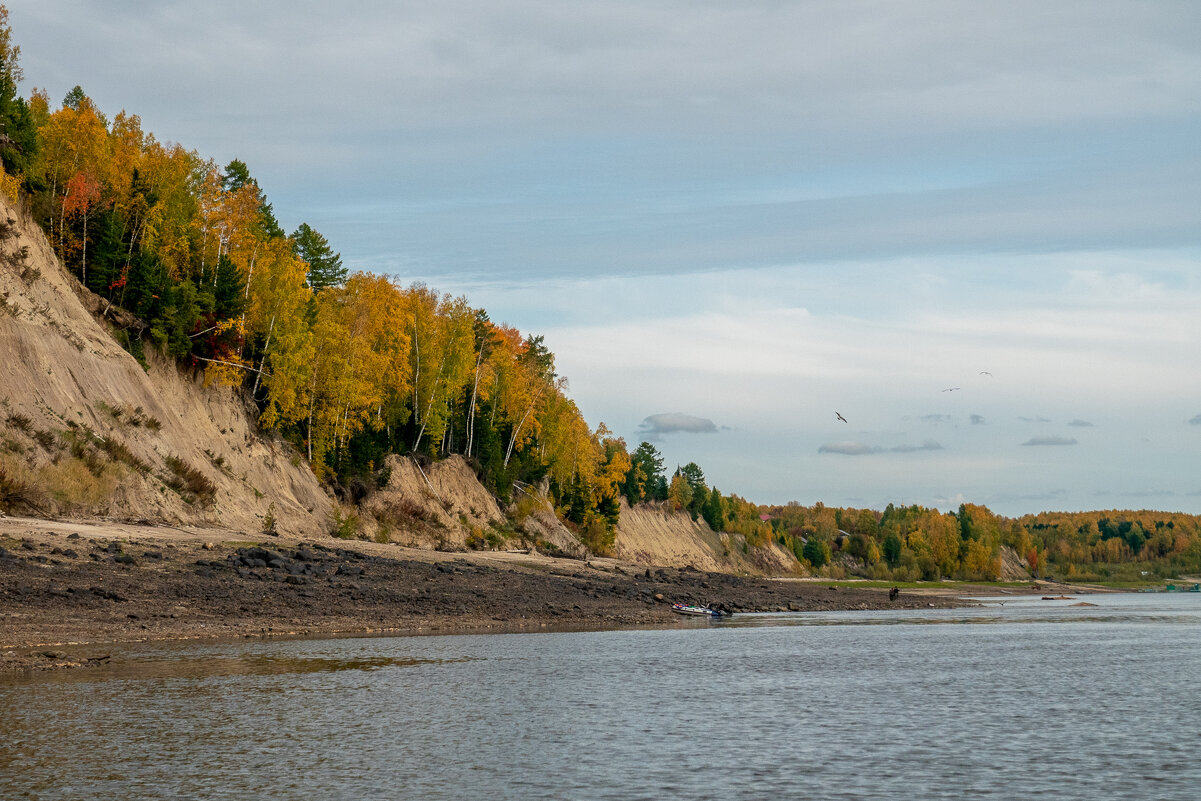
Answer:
xmin=1 ymin=8 xmax=1198 ymax=582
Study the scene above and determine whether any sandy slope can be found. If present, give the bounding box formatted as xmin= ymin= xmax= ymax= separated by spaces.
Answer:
xmin=0 ymin=194 xmax=329 ymax=536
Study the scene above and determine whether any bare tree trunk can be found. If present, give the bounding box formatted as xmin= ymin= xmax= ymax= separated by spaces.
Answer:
xmin=412 ymin=361 xmax=444 ymax=452
xmin=465 ymin=343 xmax=485 ymax=457
xmin=238 ymin=241 xmax=260 ymax=358
xmin=80 ymin=211 xmax=88 ymax=285
xmin=251 ymin=311 xmax=276 ymax=396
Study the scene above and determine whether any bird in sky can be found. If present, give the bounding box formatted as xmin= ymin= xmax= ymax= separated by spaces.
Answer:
xmin=979 ymin=371 xmax=992 ymax=376
xmin=835 ymin=412 xmax=848 ymax=423
xmin=942 ymin=387 xmax=960 ymax=392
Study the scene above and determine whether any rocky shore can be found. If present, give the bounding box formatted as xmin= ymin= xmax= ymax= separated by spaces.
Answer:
xmin=0 ymin=518 xmax=961 ymax=674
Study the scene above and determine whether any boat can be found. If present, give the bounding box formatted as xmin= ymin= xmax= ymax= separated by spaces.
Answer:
xmin=671 ymin=603 xmax=724 ymax=617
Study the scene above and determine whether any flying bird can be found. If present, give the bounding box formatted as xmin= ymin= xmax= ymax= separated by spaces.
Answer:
xmin=979 ymin=371 xmax=992 ymax=376
xmin=835 ymin=412 xmax=848 ymax=423
xmin=942 ymin=387 xmax=960 ymax=392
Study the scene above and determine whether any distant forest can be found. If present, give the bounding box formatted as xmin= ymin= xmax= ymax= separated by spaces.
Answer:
xmin=2 ymin=7 xmax=1198 ymax=577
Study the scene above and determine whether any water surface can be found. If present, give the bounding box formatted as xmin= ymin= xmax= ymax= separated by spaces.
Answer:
xmin=3 ymin=593 xmax=1198 ymax=800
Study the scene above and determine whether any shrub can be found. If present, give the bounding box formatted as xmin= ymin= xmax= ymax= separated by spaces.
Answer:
xmin=330 ymin=506 xmax=361 ymax=539
xmin=262 ymin=502 xmax=277 ymax=535
xmin=803 ymin=538 xmax=831 ymax=568
xmin=164 ymin=455 xmax=217 ymax=504
xmin=99 ymin=436 xmax=149 ymax=473
xmin=867 ymin=561 xmax=892 ymax=581
xmin=579 ymin=518 xmax=615 ymax=557
xmin=465 ymin=527 xmax=486 ymax=549
xmin=5 ymin=413 xmax=32 ymax=433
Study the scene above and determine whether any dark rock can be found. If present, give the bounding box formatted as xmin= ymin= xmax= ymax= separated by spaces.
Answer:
xmin=67 ymin=533 xmax=81 ymax=539
xmin=41 ymin=651 xmax=67 ymax=660
xmin=89 ymin=587 xmax=127 ymax=602
xmin=143 ymin=551 xmax=164 ymax=560
xmin=114 ymin=554 xmax=137 ymax=565
xmin=88 ymin=552 xmax=103 ymax=561
xmin=105 ymin=542 xmax=122 ymax=554
xmin=20 ymin=540 xmax=36 ymax=550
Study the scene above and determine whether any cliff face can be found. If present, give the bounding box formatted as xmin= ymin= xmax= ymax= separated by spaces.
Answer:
xmin=0 ymin=196 xmax=330 ymax=536
xmin=615 ymin=499 xmax=799 ymax=575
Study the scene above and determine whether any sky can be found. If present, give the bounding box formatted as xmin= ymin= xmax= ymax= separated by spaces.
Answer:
xmin=11 ymin=1 xmax=1201 ymax=516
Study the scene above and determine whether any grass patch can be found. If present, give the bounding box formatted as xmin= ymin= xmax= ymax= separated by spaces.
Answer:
xmin=203 ymin=448 xmax=228 ymax=471
xmin=98 ymin=436 xmax=149 ymax=473
xmin=97 ymin=401 xmax=159 ymax=429
xmin=41 ymin=458 xmax=117 ymax=509
xmin=163 ymin=455 xmax=217 ymax=505
xmin=32 ymin=429 xmax=57 ymax=452
xmin=815 ymin=579 xmax=1038 ymax=590
xmin=4 ymin=412 xmax=32 ymax=433
xmin=0 ymin=463 xmax=40 ymax=513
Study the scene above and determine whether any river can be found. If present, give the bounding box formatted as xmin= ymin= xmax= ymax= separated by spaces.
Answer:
xmin=3 ymin=593 xmax=1199 ymax=800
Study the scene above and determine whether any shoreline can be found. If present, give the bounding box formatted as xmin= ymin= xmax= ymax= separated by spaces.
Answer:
xmin=0 ymin=515 xmax=983 ymax=674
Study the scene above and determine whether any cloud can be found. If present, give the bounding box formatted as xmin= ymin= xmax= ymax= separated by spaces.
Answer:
xmin=1189 ymin=414 xmax=1201 ymax=425
xmin=637 ymin=412 xmax=718 ymax=437
xmin=819 ymin=440 xmax=943 ymax=455
xmin=890 ymin=440 xmax=944 ymax=453
xmin=1068 ymin=419 xmax=1095 ymax=427
xmin=819 ymin=441 xmax=882 ymax=456
xmin=1021 ymin=436 xmax=1078 ymax=446
xmin=970 ymin=414 xmax=986 ymax=425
